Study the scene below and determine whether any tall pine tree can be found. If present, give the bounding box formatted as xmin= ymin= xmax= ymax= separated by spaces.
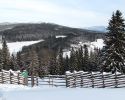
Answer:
xmin=1 ymin=39 xmax=10 ymax=70
xmin=83 ymin=44 xmax=89 ymax=71
xmin=100 ymin=10 xmax=125 ymax=73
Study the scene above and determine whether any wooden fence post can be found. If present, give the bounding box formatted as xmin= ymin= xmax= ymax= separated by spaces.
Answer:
xmin=10 ymin=71 xmax=12 ymax=84
xmin=36 ymin=77 xmax=38 ymax=86
xmin=65 ymin=74 xmax=68 ymax=87
xmin=31 ymin=74 xmax=34 ymax=87
xmin=49 ymin=75 xmax=50 ymax=86
xmin=52 ymin=76 xmax=54 ymax=87
xmin=1 ymin=71 xmax=3 ymax=83
xmin=80 ymin=72 xmax=83 ymax=88
xmin=73 ymin=72 xmax=76 ymax=88
xmin=102 ymin=72 xmax=105 ymax=88
xmin=90 ymin=72 xmax=94 ymax=88
xmin=115 ymin=72 xmax=118 ymax=88
xmin=17 ymin=73 xmax=20 ymax=84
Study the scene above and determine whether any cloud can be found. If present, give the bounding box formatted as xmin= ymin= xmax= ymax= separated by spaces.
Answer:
xmin=0 ymin=0 xmax=124 ymax=27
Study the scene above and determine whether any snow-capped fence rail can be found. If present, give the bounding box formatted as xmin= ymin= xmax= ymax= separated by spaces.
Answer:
xmin=65 ymin=71 xmax=125 ymax=88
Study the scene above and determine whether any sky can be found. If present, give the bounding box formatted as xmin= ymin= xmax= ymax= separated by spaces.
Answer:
xmin=0 ymin=0 xmax=125 ymax=28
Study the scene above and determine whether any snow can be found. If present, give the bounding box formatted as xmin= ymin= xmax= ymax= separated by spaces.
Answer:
xmin=63 ymin=50 xmax=71 ymax=58
xmin=63 ymin=39 xmax=104 ymax=58
xmin=0 ymin=40 xmax=44 ymax=54
xmin=90 ymin=39 xmax=104 ymax=49
xmin=56 ymin=35 xmax=67 ymax=38
xmin=0 ymin=84 xmax=125 ymax=100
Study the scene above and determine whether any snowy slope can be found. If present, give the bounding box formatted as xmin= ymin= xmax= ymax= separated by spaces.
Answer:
xmin=63 ymin=39 xmax=104 ymax=57
xmin=0 ymin=84 xmax=125 ymax=100
xmin=0 ymin=40 xmax=44 ymax=54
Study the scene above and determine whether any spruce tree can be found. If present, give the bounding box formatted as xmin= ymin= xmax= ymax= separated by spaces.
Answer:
xmin=78 ymin=47 xmax=84 ymax=70
xmin=49 ymin=54 xmax=59 ymax=75
xmin=10 ymin=54 xmax=16 ymax=70
xmin=16 ymin=51 xmax=22 ymax=69
xmin=100 ymin=10 xmax=125 ymax=73
xmin=83 ymin=44 xmax=89 ymax=71
xmin=69 ymin=48 xmax=77 ymax=72
xmin=57 ymin=53 xmax=65 ymax=75
xmin=89 ymin=48 xmax=100 ymax=71
xmin=64 ymin=55 xmax=70 ymax=71
xmin=1 ymin=39 xmax=10 ymax=70
xmin=29 ymin=47 xmax=39 ymax=76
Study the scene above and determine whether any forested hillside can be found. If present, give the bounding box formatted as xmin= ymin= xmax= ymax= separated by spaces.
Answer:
xmin=0 ymin=23 xmax=103 ymax=42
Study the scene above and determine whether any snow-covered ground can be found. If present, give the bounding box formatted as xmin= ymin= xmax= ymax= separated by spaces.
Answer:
xmin=0 ymin=84 xmax=125 ymax=100
xmin=0 ymin=40 xmax=44 ymax=54
xmin=90 ymin=39 xmax=104 ymax=49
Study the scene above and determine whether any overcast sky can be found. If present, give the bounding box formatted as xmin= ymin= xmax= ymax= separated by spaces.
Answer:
xmin=0 ymin=0 xmax=125 ymax=28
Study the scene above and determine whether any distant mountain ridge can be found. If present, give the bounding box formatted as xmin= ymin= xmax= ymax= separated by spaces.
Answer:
xmin=85 ymin=26 xmax=107 ymax=33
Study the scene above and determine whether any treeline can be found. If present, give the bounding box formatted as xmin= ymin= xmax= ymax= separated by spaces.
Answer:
xmin=0 ymin=38 xmax=100 ymax=76
xmin=0 ymin=23 xmax=103 ymax=42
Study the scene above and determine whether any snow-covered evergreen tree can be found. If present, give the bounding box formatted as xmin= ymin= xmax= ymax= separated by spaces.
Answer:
xmin=1 ymin=39 xmax=10 ymax=70
xmin=29 ymin=47 xmax=39 ymax=76
xmin=57 ymin=53 xmax=65 ymax=75
xmin=64 ymin=55 xmax=70 ymax=71
xmin=83 ymin=44 xmax=89 ymax=71
xmin=100 ymin=10 xmax=125 ymax=73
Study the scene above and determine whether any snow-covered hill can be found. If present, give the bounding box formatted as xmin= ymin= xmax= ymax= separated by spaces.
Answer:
xmin=63 ymin=39 xmax=104 ymax=57
xmin=0 ymin=40 xmax=44 ymax=54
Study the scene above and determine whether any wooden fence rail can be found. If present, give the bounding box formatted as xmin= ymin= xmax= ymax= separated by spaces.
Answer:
xmin=65 ymin=71 xmax=125 ymax=88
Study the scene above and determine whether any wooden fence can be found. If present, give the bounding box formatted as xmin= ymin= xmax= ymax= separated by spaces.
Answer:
xmin=37 ymin=75 xmax=66 ymax=87
xmin=65 ymin=71 xmax=125 ymax=88
xmin=2 ymin=69 xmax=125 ymax=88
xmin=0 ymin=70 xmax=38 ymax=87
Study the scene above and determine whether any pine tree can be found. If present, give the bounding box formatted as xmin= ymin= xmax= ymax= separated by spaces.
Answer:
xmin=1 ymin=39 xmax=10 ymax=70
xmin=57 ymin=53 xmax=65 ymax=75
xmin=49 ymin=54 xmax=59 ymax=75
xmin=100 ymin=10 xmax=125 ymax=73
xmin=29 ymin=47 xmax=39 ymax=76
xmin=64 ymin=55 xmax=70 ymax=72
xmin=89 ymin=48 xmax=100 ymax=71
xmin=78 ymin=47 xmax=84 ymax=70
xmin=83 ymin=44 xmax=89 ymax=71
xmin=69 ymin=48 xmax=76 ymax=72
xmin=73 ymin=50 xmax=79 ymax=71
xmin=10 ymin=54 xmax=17 ymax=70
xmin=16 ymin=51 xmax=22 ymax=69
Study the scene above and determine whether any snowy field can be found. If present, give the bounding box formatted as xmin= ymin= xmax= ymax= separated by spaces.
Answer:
xmin=0 ymin=40 xmax=44 ymax=54
xmin=0 ymin=84 xmax=125 ymax=100
xmin=63 ymin=39 xmax=104 ymax=57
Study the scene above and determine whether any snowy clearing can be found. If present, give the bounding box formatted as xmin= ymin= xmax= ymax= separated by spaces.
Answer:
xmin=63 ymin=39 xmax=104 ymax=57
xmin=0 ymin=84 xmax=125 ymax=100
xmin=56 ymin=35 xmax=67 ymax=38
xmin=0 ymin=40 xmax=44 ymax=54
